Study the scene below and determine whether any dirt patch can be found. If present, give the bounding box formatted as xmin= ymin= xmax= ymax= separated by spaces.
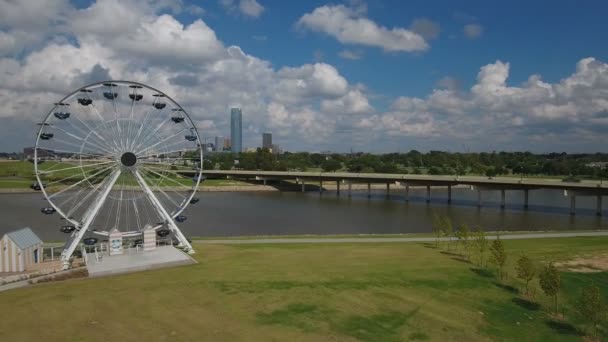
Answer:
xmin=555 ymin=254 xmax=608 ymax=273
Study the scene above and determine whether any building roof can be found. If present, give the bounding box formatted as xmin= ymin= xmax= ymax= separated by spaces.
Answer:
xmin=4 ymin=227 xmax=42 ymax=250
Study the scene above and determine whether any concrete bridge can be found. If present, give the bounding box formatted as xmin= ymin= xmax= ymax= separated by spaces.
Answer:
xmin=199 ymin=170 xmax=607 ymax=216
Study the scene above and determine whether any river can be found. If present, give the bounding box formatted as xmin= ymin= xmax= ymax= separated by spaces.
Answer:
xmin=0 ymin=188 xmax=606 ymax=241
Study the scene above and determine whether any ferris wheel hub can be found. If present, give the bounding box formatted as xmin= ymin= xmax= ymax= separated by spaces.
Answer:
xmin=120 ymin=152 xmax=137 ymax=167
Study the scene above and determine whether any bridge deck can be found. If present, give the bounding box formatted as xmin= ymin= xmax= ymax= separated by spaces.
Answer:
xmin=199 ymin=170 xmax=607 ymax=193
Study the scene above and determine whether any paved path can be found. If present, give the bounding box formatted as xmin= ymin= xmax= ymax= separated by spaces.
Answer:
xmin=195 ymin=231 xmax=608 ymax=244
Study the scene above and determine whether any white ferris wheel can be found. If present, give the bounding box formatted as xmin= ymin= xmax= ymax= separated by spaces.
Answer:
xmin=34 ymin=81 xmax=203 ymax=269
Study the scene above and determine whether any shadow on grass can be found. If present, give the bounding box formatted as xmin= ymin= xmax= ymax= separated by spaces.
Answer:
xmin=470 ymin=268 xmax=493 ymax=278
xmin=440 ymin=251 xmax=462 ymax=257
xmin=545 ymin=320 xmax=582 ymax=336
xmin=450 ymin=257 xmax=471 ymax=264
xmin=492 ymin=282 xmax=518 ymax=294
xmin=512 ymin=297 xmax=540 ymax=311
xmin=421 ymin=243 xmax=438 ymax=249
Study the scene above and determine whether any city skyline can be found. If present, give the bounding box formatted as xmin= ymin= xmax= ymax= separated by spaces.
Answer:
xmin=0 ymin=1 xmax=607 ymax=153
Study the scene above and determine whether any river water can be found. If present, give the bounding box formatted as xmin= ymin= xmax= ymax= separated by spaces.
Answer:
xmin=0 ymin=188 xmax=606 ymax=241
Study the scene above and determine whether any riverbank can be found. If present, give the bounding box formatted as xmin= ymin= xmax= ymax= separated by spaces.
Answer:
xmin=0 ymin=236 xmax=606 ymax=341
xmin=194 ymin=230 xmax=608 ymax=244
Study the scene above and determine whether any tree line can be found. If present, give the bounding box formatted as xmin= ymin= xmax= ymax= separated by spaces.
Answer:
xmin=432 ymin=214 xmax=606 ymax=338
xmin=200 ymin=149 xmax=608 ymax=179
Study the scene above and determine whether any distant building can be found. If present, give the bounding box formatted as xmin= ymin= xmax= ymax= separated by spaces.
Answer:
xmin=214 ymin=136 xmax=225 ymax=152
xmin=0 ymin=227 xmax=43 ymax=273
xmin=271 ymin=144 xmax=282 ymax=154
xmin=224 ymin=138 xmax=231 ymax=151
xmin=230 ymin=108 xmax=242 ymax=153
xmin=586 ymin=162 xmax=608 ymax=168
xmin=23 ymin=147 xmax=53 ymax=159
xmin=262 ymin=132 xmax=272 ymax=149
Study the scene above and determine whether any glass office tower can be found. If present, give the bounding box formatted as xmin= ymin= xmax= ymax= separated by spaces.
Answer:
xmin=230 ymin=108 xmax=242 ymax=153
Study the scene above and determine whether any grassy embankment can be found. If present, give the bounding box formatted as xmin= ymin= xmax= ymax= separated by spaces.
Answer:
xmin=0 ymin=237 xmax=606 ymax=341
xmin=0 ymin=161 xmax=250 ymax=189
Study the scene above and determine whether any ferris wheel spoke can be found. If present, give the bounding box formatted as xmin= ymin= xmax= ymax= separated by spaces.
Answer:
xmin=129 ymin=108 xmax=156 ymax=152
xmin=71 ymin=112 xmax=117 ymax=154
xmin=51 ymin=137 xmax=108 ymax=156
xmin=56 ymin=186 xmax=87 ymax=211
xmin=60 ymin=116 xmax=114 ymax=154
xmin=88 ymin=101 xmax=123 ymax=153
xmin=130 ymin=117 xmax=171 ymax=153
xmin=65 ymin=181 xmax=103 ymax=219
xmin=46 ymin=163 xmax=115 ymax=194
xmin=51 ymin=124 xmax=114 ymax=155
xmin=139 ymin=164 xmax=197 ymax=176
xmin=125 ymin=90 xmax=138 ymax=153
xmin=139 ymin=171 xmax=183 ymax=211
xmin=132 ymin=200 xmax=142 ymax=233
xmin=132 ymin=169 xmax=193 ymax=252
xmin=133 ymin=127 xmax=191 ymax=157
xmin=138 ymin=147 xmax=198 ymax=159
xmin=139 ymin=165 xmax=193 ymax=190
xmin=40 ymin=148 xmax=112 ymax=159
xmin=38 ymin=160 xmax=114 ymax=175
xmin=136 ymin=141 xmax=195 ymax=159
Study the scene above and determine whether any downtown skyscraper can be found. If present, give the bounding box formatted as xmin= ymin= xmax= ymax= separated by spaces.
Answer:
xmin=230 ymin=108 xmax=242 ymax=153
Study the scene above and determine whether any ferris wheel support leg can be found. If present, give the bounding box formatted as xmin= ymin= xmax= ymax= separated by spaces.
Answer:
xmin=133 ymin=170 xmax=195 ymax=254
xmin=61 ymin=169 xmax=122 ymax=270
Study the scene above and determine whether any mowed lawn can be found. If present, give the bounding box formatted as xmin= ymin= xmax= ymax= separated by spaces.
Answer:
xmin=1 ymin=237 xmax=607 ymax=341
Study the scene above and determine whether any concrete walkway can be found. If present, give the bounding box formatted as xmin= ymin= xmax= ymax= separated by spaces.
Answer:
xmin=195 ymin=231 xmax=608 ymax=244
xmin=86 ymin=246 xmax=196 ymax=277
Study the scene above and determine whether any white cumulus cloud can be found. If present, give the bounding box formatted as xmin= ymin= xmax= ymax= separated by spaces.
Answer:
xmin=297 ymin=4 xmax=428 ymax=52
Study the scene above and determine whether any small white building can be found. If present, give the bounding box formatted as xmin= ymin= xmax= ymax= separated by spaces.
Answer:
xmin=0 ymin=227 xmax=43 ymax=273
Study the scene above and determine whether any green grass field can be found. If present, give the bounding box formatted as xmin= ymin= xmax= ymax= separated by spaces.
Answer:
xmin=0 ymin=237 xmax=606 ymax=341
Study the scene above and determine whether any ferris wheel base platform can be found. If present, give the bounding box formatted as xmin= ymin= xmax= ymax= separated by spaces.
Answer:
xmin=86 ymin=246 xmax=197 ymax=278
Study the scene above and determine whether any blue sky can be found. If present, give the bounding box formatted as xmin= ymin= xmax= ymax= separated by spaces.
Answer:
xmin=194 ymin=0 xmax=608 ymax=98
xmin=0 ymin=0 xmax=607 ymax=153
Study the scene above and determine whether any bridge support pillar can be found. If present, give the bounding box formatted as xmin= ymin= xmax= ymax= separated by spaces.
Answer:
xmin=426 ymin=185 xmax=431 ymax=203
xmin=386 ymin=183 xmax=390 ymax=197
xmin=477 ymin=188 xmax=482 ymax=208
xmin=348 ymin=181 xmax=352 ymax=197
xmin=336 ymin=181 xmax=340 ymax=195
xmin=500 ymin=189 xmax=506 ymax=209
xmin=367 ymin=183 xmax=371 ymax=198
xmin=447 ymin=185 xmax=452 ymax=204
xmin=405 ymin=184 xmax=409 ymax=202
xmin=263 ymin=179 xmax=267 ymax=186
xmin=524 ymin=189 xmax=529 ymax=209
xmin=597 ymin=195 xmax=603 ymax=216
xmin=319 ymin=180 xmax=323 ymax=194
xmin=301 ymin=182 xmax=305 ymax=193
xmin=570 ymin=196 xmax=576 ymax=216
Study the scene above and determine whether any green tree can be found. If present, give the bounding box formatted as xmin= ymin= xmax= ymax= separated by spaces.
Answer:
xmin=321 ymin=159 xmax=341 ymax=172
xmin=456 ymin=223 xmax=471 ymax=259
xmin=539 ymin=264 xmax=561 ymax=313
xmin=202 ymin=159 xmax=214 ymax=170
xmin=442 ymin=215 xmax=454 ymax=251
xmin=485 ymin=167 xmax=497 ymax=178
xmin=577 ymin=285 xmax=606 ymax=337
xmin=489 ymin=235 xmax=507 ymax=280
xmin=431 ymin=212 xmax=443 ymax=248
xmin=515 ymin=255 xmax=536 ymax=295
xmin=473 ymin=227 xmax=488 ymax=267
